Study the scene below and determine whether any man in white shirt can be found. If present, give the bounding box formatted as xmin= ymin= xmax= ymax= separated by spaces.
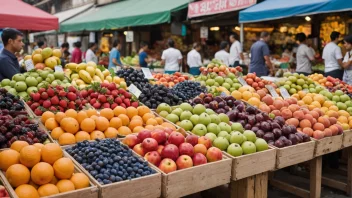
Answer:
xmin=295 ymin=33 xmax=315 ymax=76
xmin=229 ymin=33 xmax=244 ymax=67
xmin=323 ymin=31 xmax=343 ymax=79
xmin=215 ymin=41 xmax=230 ymax=66
xmin=85 ymin=42 xmax=98 ymax=63
xmin=342 ymin=35 xmax=352 ymax=84
xmin=187 ymin=43 xmax=202 ymax=75
xmin=161 ymin=39 xmax=182 ymax=74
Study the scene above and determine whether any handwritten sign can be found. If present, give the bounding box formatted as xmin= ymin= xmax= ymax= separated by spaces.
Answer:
xmin=280 ymin=87 xmax=290 ymax=99
xmin=128 ymin=84 xmax=141 ymax=98
xmin=24 ymin=59 xmax=35 ymax=71
xmin=237 ymin=77 xmax=248 ymax=86
xmin=126 ymin=31 xmax=134 ymax=42
xmin=200 ymin=27 xmax=208 ymax=39
xmin=54 ymin=66 xmax=64 ymax=72
xmin=265 ymin=85 xmax=280 ymax=98
xmin=141 ymin=68 xmax=154 ymax=79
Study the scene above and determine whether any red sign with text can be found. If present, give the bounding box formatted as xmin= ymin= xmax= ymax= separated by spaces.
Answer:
xmin=188 ymin=0 xmax=257 ymax=18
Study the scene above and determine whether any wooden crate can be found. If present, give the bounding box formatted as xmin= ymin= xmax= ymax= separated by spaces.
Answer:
xmin=159 ymin=155 xmax=232 ymax=198
xmin=230 ymin=172 xmax=268 ymax=198
xmin=343 ymin=130 xmax=352 ymax=148
xmin=21 ymin=99 xmax=36 ymax=118
xmin=64 ymin=150 xmax=162 ymax=198
xmin=275 ymin=141 xmax=315 ymax=169
xmin=224 ymin=147 xmax=276 ymax=181
xmin=313 ymin=134 xmax=343 ymax=157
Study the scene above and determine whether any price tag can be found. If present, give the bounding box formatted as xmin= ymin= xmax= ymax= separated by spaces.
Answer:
xmin=126 ymin=31 xmax=134 ymax=42
xmin=54 ymin=66 xmax=64 ymax=72
xmin=200 ymin=27 xmax=208 ymax=39
xmin=141 ymin=68 xmax=154 ymax=79
xmin=280 ymin=87 xmax=291 ymax=99
xmin=265 ymin=85 xmax=280 ymax=98
xmin=303 ymin=89 xmax=309 ymax=93
xmin=24 ymin=59 xmax=34 ymax=71
xmin=237 ymin=77 xmax=248 ymax=86
xmin=128 ymin=84 xmax=141 ymax=98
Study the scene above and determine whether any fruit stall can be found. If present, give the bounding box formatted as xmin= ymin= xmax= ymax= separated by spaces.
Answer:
xmin=2 ymin=49 xmax=352 ymax=198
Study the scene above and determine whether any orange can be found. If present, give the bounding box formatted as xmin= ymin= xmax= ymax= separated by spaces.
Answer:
xmin=0 ymin=149 xmax=20 ymax=171
xmin=15 ymin=184 xmax=40 ymax=198
xmin=137 ymin=106 xmax=151 ymax=117
xmin=117 ymin=126 xmax=132 ymax=136
xmin=56 ymin=179 xmax=75 ymax=193
xmin=90 ymin=115 xmax=98 ymax=121
xmin=338 ymin=116 xmax=348 ymax=124
xmin=45 ymin=118 xmax=59 ymax=131
xmin=49 ymin=176 xmax=59 ymax=185
xmin=95 ymin=117 xmax=109 ymax=131
xmin=145 ymin=125 xmax=154 ymax=130
xmin=28 ymin=180 xmax=39 ymax=189
xmin=6 ymin=164 xmax=30 ymax=187
xmin=51 ymin=127 xmax=65 ymax=140
xmin=20 ymin=145 xmax=41 ymax=168
xmin=142 ymin=113 xmax=155 ymax=123
xmin=252 ymin=93 xmax=260 ymax=99
xmin=100 ymin=108 xmax=114 ymax=120
xmin=146 ymin=118 xmax=158 ymax=126
xmin=37 ymin=184 xmax=59 ymax=197
xmin=128 ymin=119 xmax=143 ymax=130
xmin=85 ymin=108 xmax=98 ymax=117
xmin=31 ymin=162 xmax=54 ymax=185
xmin=75 ymin=131 xmax=91 ymax=142
xmin=154 ymin=125 xmax=165 ymax=130
xmin=41 ymin=112 xmax=55 ymax=124
xmin=60 ymin=117 xmax=79 ymax=134
xmin=109 ymin=117 xmax=122 ymax=129
xmin=161 ymin=122 xmax=176 ymax=130
xmin=113 ymin=106 xmax=127 ymax=116
xmin=80 ymin=118 xmax=96 ymax=133
xmin=10 ymin=141 xmax=29 ymax=152
xmin=55 ymin=112 xmax=66 ymax=123
xmin=126 ymin=107 xmax=138 ymax=119
xmin=70 ymin=173 xmax=90 ymax=189
xmin=41 ymin=143 xmax=63 ymax=165
xmin=90 ymin=131 xmax=106 ymax=140
xmin=302 ymin=96 xmax=313 ymax=105
xmin=118 ymin=114 xmax=130 ymax=126
xmin=329 ymin=105 xmax=339 ymax=111
xmin=33 ymin=143 xmax=44 ymax=151
xmin=131 ymin=115 xmax=143 ymax=122
xmin=53 ymin=158 xmax=74 ymax=179
xmin=133 ymin=126 xmax=144 ymax=133
xmin=242 ymin=91 xmax=252 ymax=101
xmin=104 ymin=127 xmax=119 ymax=138
xmin=65 ymin=109 xmax=78 ymax=119
xmin=247 ymin=97 xmax=260 ymax=107
xmin=155 ymin=117 xmax=163 ymax=125
xmin=231 ymin=90 xmax=242 ymax=100
xmin=58 ymin=133 xmax=76 ymax=145
xmin=76 ymin=111 xmax=88 ymax=124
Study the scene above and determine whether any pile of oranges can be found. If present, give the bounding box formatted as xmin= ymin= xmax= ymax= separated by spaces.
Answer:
xmin=42 ymin=106 xmax=177 ymax=145
xmin=0 ymin=141 xmax=90 ymax=198
xmin=230 ymin=86 xmax=262 ymax=107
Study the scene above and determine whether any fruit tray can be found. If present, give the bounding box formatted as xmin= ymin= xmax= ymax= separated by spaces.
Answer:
xmin=224 ymin=146 xmax=276 ymax=181
xmin=64 ymin=145 xmax=162 ymax=198
xmin=342 ymin=129 xmax=352 ymax=148
xmin=0 ymin=151 xmax=99 ymax=198
xmin=313 ymin=134 xmax=343 ymax=157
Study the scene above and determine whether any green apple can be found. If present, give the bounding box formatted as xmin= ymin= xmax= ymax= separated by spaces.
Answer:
xmin=192 ymin=124 xmax=207 ymax=136
xmin=210 ymin=114 xmax=221 ymax=124
xmin=219 ymin=122 xmax=231 ymax=133
xmin=335 ymin=90 xmax=344 ymax=96
xmin=213 ymin=137 xmax=229 ymax=151
xmin=157 ymin=103 xmax=172 ymax=113
xmin=190 ymin=115 xmax=199 ymax=125
xmin=179 ymin=103 xmax=193 ymax=112
xmin=218 ymin=131 xmax=231 ymax=142
xmin=180 ymin=111 xmax=193 ymax=121
xmin=332 ymin=95 xmax=340 ymax=102
xmin=218 ymin=113 xmax=229 ymax=123
xmin=199 ymin=113 xmax=211 ymax=126
xmin=29 ymin=72 xmax=39 ymax=78
xmin=230 ymin=132 xmax=244 ymax=144
xmin=255 ymin=138 xmax=268 ymax=151
xmin=241 ymin=141 xmax=256 ymax=154
xmin=1 ymin=79 xmax=10 ymax=87
xmin=18 ymin=92 xmax=28 ymax=98
xmin=340 ymin=94 xmax=350 ymax=103
xmin=337 ymin=102 xmax=347 ymax=110
xmin=166 ymin=114 xmax=179 ymax=124
xmin=159 ymin=111 xmax=169 ymax=118
xmin=54 ymin=71 xmax=65 ymax=80
xmin=207 ymin=123 xmax=221 ymax=135
xmin=243 ymin=130 xmax=257 ymax=143
xmin=205 ymin=133 xmax=217 ymax=142
xmin=14 ymin=81 xmax=27 ymax=92
xmin=8 ymin=88 xmax=17 ymax=95
xmin=206 ymin=79 xmax=215 ymax=86
xmin=179 ymin=120 xmax=193 ymax=131
xmin=25 ymin=76 xmax=38 ymax=87
xmin=193 ymin=104 xmax=206 ymax=115
xmin=227 ymin=143 xmax=243 ymax=157
xmin=171 ymin=108 xmax=183 ymax=118
xmin=215 ymin=76 xmax=224 ymax=85
xmin=231 ymin=123 xmax=244 ymax=133
xmin=27 ymin=87 xmax=38 ymax=95
xmin=222 ymin=83 xmax=231 ymax=90
xmin=12 ymin=74 xmax=25 ymax=82
xmin=206 ymin=109 xmax=216 ymax=115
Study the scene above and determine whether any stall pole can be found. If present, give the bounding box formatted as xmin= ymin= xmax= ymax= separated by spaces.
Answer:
xmin=240 ymin=23 xmax=244 ymax=48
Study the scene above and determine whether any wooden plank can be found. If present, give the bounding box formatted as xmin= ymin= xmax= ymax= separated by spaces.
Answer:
xmin=343 ymin=130 xmax=352 ymax=148
xmin=321 ymin=176 xmax=347 ymax=192
xmin=347 ymin=146 xmax=352 ymax=195
xmin=254 ymin=172 xmax=268 ymax=198
xmin=310 ymin=156 xmax=322 ymax=198
xmin=276 ymin=141 xmax=315 ymax=169
xmin=230 ymin=175 xmax=255 ymax=198
xmin=314 ymin=135 xmax=343 ymax=157
xmin=269 ymin=178 xmax=310 ymax=198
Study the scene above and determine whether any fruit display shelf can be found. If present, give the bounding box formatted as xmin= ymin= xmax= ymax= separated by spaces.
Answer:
xmin=342 ymin=129 xmax=352 ymax=147
xmin=0 ymin=150 xmax=99 ymax=198
xmin=313 ymin=134 xmax=343 ymax=157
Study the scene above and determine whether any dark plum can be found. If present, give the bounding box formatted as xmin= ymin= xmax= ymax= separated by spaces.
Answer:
xmin=282 ymin=126 xmax=291 ymax=137
xmin=272 ymin=128 xmax=282 ymax=139
xmin=218 ymin=101 xmax=226 ymax=109
xmin=255 ymin=114 xmax=264 ymax=122
xmin=251 ymin=127 xmax=259 ymax=132
xmin=260 ymin=122 xmax=271 ymax=132
xmin=295 ymin=133 xmax=303 ymax=143
xmin=209 ymin=101 xmax=218 ymax=110
xmin=244 ymin=124 xmax=252 ymax=130
xmin=247 ymin=115 xmax=256 ymax=126
xmin=256 ymin=130 xmax=265 ymax=138
xmin=263 ymin=132 xmax=275 ymax=142
xmin=288 ymin=134 xmax=298 ymax=145
xmin=274 ymin=139 xmax=285 ymax=148
xmin=271 ymin=122 xmax=281 ymax=129
xmin=246 ymin=106 xmax=257 ymax=114
xmin=274 ymin=116 xmax=285 ymax=126
xmin=203 ymin=97 xmax=213 ymax=104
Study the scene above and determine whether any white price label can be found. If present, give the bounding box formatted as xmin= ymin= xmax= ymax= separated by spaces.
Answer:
xmin=128 ymin=84 xmax=141 ymax=98
xmin=24 ymin=59 xmax=35 ymax=71
xmin=54 ymin=66 xmax=64 ymax=72
xmin=237 ymin=77 xmax=248 ymax=86
xmin=200 ymin=26 xmax=208 ymax=39
xmin=280 ymin=87 xmax=290 ymax=99
xmin=265 ymin=85 xmax=280 ymax=98
xmin=126 ymin=31 xmax=134 ymax=42
xmin=141 ymin=68 xmax=154 ymax=79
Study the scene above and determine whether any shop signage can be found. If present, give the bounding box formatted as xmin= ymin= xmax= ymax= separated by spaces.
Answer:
xmin=200 ymin=27 xmax=208 ymax=39
xmin=126 ymin=31 xmax=134 ymax=42
xmin=188 ymin=0 xmax=257 ymax=18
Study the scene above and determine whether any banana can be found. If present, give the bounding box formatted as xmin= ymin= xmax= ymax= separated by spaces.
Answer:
xmin=93 ymin=75 xmax=102 ymax=83
xmin=102 ymin=69 xmax=110 ymax=77
xmin=79 ymin=70 xmax=92 ymax=84
xmin=76 ymin=63 xmax=87 ymax=71
xmin=105 ymin=76 xmax=112 ymax=83
xmin=65 ymin=63 xmax=78 ymax=71
xmin=95 ymin=69 xmax=104 ymax=81
xmin=75 ymin=79 xmax=85 ymax=85
xmin=86 ymin=66 xmax=96 ymax=78
xmin=87 ymin=61 xmax=97 ymax=69
xmin=71 ymin=73 xmax=80 ymax=80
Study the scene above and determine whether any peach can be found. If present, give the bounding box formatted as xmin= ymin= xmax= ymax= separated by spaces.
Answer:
xmin=269 ymin=105 xmax=277 ymax=111
xmin=262 ymin=95 xmax=274 ymax=105
xmin=313 ymin=130 xmax=325 ymax=139
xmin=283 ymin=101 xmax=290 ymax=108
xmin=312 ymin=118 xmax=317 ymax=126
xmin=326 ymin=110 xmax=339 ymax=118
xmin=281 ymin=109 xmax=293 ymax=120
xmin=257 ymin=90 xmax=267 ymax=99
xmin=300 ymin=119 xmax=312 ymax=128
xmin=304 ymin=114 xmax=314 ymax=124
xmin=259 ymin=104 xmax=271 ymax=113
xmin=288 ymin=104 xmax=300 ymax=112
xmin=302 ymin=128 xmax=313 ymax=137
xmin=293 ymin=111 xmax=305 ymax=120
xmin=318 ymin=117 xmax=330 ymax=128
xmin=301 ymin=108 xmax=310 ymax=114
xmin=309 ymin=111 xmax=319 ymax=120
xmin=286 ymin=118 xmax=299 ymax=127
xmin=271 ymin=110 xmax=282 ymax=117
xmin=335 ymin=124 xmax=343 ymax=135
xmin=328 ymin=117 xmax=337 ymax=125
xmin=329 ymin=125 xmax=339 ymax=136
xmin=313 ymin=123 xmax=325 ymax=131
xmin=273 ymin=100 xmax=284 ymax=110
xmin=313 ymin=108 xmax=323 ymax=116
xmin=324 ymin=128 xmax=332 ymax=137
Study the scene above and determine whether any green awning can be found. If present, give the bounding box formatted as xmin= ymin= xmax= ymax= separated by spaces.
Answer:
xmin=60 ymin=0 xmax=191 ymax=32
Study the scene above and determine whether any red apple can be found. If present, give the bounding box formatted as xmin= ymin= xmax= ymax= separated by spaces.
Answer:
xmin=176 ymin=155 xmax=193 ymax=170
xmin=198 ymin=136 xmax=212 ymax=149
xmin=194 ymin=144 xmax=207 ymax=155
xmin=133 ymin=143 xmax=145 ymax=156
xmin=158 ymin=158 xmax=177 ymax=174
xmin=192 ymin=153 xmax=207 ymax=166
xmin=164 ymin=128 xmax=174 ymax=136
xmin=137 ymin=130 xmax=152 ymax=141
xmin=151 ymin=130 xmax=167 ymax=144
xmin=142 ymin=138 xmax=158 ymax=152
xmin=144 ymin=151 xmax=161 ymax=166
xmin=157 ymin=145 xmax=165 ymax=155
xmin=178 ymin=142 xmax=194 ymax=157
xmin=161 ymin=144 xmax=179 ymax=161
xmin=122 ymin=134 xmax=140 ymax=148
xmin=206 ymin=147 xmax=223 ymax=162
xmin=186 ymin=134 xmax=198 ymax=146
xmin=168 ymin=132 xmax=185 ymax=146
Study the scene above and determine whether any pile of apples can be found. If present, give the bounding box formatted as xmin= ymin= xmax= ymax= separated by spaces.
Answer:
xmin=123 ymin=129 xmax=223 ymax=173
xmin=199 ymin=59 xmax=242 ymax=76
xmin=242 ymin=73 xmax=276 ymax=91
xmin=310 ymin=73 xmax=352 ymax=96
xmin=152 ymin=72 xmax=192 ymax=87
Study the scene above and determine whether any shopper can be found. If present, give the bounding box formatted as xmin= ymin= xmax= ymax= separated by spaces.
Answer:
xmin=295 ymin=33 xmax=315 ymax=76
xmin=323 ymin=31 xmax=343 ymax=79
xmin=229 ymin=33 xmax=244 ymax=67
xmin=215 ymin=41 xmax=230 ymax=66
xmin=0 ymin=28 xmax=24 ymax=81
xmin=161 ymin=39 xmax=182 ymax=74
xmin=249 ymin=31 xmax=273 ymax=77
xmin=187 ymin=43 xmax=202 ymax=75
xmin=108 ymin=39 xmax=122 ymax=70
xmin=139 ymin=41 xmax=150 ymax=68
xmin=342 ymin=35 xmax=352 ymax=84
xmin=307 ymin=35 xmax=316 ymax=56
xmin=85 ymin=42 xmax=98 ymax=63
xmin=38 ymin=41 xmax=46 ymax=49
xmin=60 ymin=42 xmax=69 ymax=66
xmin=70 ymin=41 xmax=83 ymax=64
